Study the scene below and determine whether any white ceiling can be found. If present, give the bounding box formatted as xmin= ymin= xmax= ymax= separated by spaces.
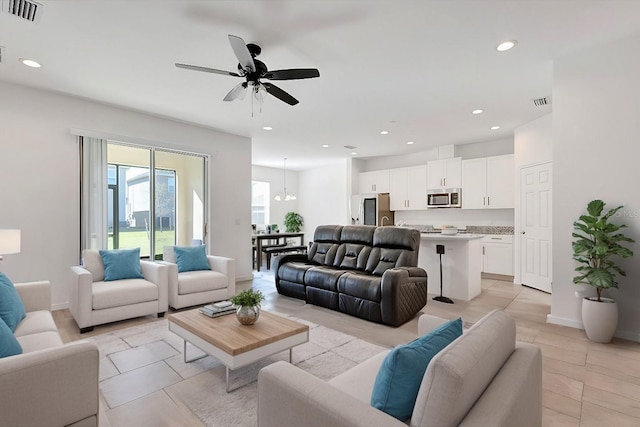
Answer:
xmin=2 ymin=1 xmax=640 ymax=170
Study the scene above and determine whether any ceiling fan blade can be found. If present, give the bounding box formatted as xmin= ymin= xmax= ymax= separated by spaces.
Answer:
xmin=263 ymin=68 xmax=320 ymax=80
xmin=175 ymin=63 xmax=241 ymax=77
xmin=262 ymin=82 xmax=299 ymax=106
xmin=223 ymin=82 xmax=248 ymax=102
xmin=228 ymin=34 xmax=255 ymax=73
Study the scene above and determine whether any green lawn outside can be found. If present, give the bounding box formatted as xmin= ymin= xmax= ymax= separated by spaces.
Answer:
xmin=108 ymin=229 xmax=175 ymax=258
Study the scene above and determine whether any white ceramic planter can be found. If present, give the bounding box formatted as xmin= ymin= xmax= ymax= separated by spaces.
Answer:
xmin=582 ymin=297 xmax=618 ymax=343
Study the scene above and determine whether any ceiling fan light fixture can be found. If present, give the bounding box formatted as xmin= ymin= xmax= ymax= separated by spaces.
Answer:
xmin=496 ymin=40 xmax=517 ymax=52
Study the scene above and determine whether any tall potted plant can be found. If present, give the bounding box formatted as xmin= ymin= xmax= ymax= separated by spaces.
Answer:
xmin=572 ymin=199 xmax=634 ymax=343
xmin=284 ymin=212 xmax=303 ymax=233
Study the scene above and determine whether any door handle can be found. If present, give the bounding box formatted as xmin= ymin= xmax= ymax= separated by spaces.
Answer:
xmin=521 ymin=231 xmax=526 ymax=234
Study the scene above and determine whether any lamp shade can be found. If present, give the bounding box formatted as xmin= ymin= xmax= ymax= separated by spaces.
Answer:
xmin=0 ymin=229 xmax=21 ymax=255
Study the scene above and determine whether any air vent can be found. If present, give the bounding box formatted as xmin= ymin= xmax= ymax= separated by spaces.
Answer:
xmin=532 ymin=96 xmax=551 ymax=107
xmin=343 ymin=145 xmax=357 ymax=150
xmin=1 ymin=0 xmax=42 ymax=23
xmin=0 ymin=46 xmax=5 ymax=64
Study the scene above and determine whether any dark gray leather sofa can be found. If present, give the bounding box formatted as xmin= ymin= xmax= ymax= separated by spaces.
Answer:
xmin=274 ymin=225 xmax=428 ymax=326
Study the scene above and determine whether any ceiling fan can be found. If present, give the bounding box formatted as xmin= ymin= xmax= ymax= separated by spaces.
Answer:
xmin=175 ymin=34 xmax=320 ymax=106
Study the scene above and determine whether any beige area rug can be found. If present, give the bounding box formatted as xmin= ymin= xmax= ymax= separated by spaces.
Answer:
xmin=88 ymin=312 xmax=388 ymax=427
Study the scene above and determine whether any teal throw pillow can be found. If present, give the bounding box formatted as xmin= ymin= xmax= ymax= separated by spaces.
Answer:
xmin=0 ymin=317 xmax=22 ymax=358
xmin=99 ymin=248 xmax=144 ymax=281
xmin=173 ymin=245 xmax=211 ymax=273
xmin=371 ymin=317 xmax=463 ymax=420
xmin=0 ymin=272 xmax=27 ymax=332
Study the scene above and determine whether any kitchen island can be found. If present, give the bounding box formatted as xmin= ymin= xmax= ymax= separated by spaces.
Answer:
xmin=419 ymin=233 xmax=483 ymax=301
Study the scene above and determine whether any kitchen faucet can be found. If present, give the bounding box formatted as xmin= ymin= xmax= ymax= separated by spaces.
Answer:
xmin=381 ymin=215 xmax=390 ymax=225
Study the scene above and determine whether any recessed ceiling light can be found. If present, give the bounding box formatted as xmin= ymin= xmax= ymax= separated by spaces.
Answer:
xmin=490 ymin=126 xmax=501 ymax=130
xmin=472 ymin=109 xmax=484 ymax=114
xmin=351 ymin=152 xmax=357 ymax=155
xmin=407 ymin=141 xmax=414 ymax=145
xmin=20 ymin=58 xmax=41 ymax=68
xmin=322 ymin=144 xmax=329 ymax=148
xmin=263 ymin=126 xmax=273 ymax=131
xmin=496 ymin=40 xmax=517 ymax=52
xmin=380 ymin=130 xmax=389 ymax=135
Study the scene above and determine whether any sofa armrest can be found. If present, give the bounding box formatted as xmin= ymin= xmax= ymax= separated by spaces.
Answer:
xmin=14 ymin=280 xmax=51 ymax=312
xmin=273 ymin=253 xmax=310 ymax=274
xmin=157 ymin=261 xmax=179 ymax=302
xmin=0 ymin=340 xmax=99 ymax=427
xmin=257 ymin=361 xmax=405 ymax=427
xmin=140 ymin=261 xmax=168 ymax=312
xmin=207 ymin=255 xmax=236 ymax=296
xmin=69 ymin=266 xmax=94 ymax=329
xmin=380 ymin=267 xmax=428 ymax=326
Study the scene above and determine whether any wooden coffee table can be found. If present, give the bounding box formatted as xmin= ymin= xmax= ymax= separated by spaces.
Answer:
xmin=168 ymin=309 xmax=309 ymax=392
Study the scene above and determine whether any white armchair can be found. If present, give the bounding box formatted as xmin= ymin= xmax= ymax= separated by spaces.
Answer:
xmin=69 ymin=249 xmax=169 ymax=333
xmin=160 ymin=245 xmax=236 ymax=310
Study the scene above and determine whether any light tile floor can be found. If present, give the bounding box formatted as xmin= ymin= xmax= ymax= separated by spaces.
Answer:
xmin=53 ymin=273 xmax=640 ymax=426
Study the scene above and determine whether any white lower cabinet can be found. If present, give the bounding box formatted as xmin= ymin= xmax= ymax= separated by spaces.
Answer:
xmin=481 ymin=235 xmax=513 ymax=276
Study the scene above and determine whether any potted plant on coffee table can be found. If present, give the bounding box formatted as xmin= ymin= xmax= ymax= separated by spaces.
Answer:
xmin=230 ymin=289 xmax=265 ymax=325
xmin=572 ymin=199 xmax=634 ymax=343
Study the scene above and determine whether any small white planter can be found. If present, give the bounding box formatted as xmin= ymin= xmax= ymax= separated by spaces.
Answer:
xmin=582 ymin=297 xmax=618 ymax=343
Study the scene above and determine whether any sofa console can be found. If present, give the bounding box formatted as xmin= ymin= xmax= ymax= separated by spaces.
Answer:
xmin=274 ymin=225 xmax=428 ymax=326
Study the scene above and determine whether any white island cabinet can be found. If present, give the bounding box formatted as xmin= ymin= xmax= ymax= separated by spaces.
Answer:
xmin=418 ymin=234 xmax=483 ymax=301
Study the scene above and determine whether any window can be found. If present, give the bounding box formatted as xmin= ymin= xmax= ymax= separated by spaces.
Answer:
xmin=251 ymin=181 xmax=270 ymax=225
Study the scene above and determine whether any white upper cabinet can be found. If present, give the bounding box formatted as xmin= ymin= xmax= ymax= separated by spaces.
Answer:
xmin=359 ymin=169 xmax=390 ymax=194
xmin=427 ymin=158 xmax=461 ymax=189
xmin=462 ymin=154 xmax=514 ymax=209
xmin=389 ymin=165 xmax=428 ymax=211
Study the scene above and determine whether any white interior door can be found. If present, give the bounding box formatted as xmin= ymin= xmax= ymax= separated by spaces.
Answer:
xmin=520 ymin=162 xmax=553 ymax=293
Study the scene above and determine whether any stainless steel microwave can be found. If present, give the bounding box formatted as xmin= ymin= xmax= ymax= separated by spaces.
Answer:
xmin=427 ymin=188 xmax=461 ymax=208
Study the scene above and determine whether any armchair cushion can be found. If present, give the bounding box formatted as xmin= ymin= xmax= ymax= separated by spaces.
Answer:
xmin=371 ymin=317 xmax=462 ymax=420
xmin=174 ymin=245 xmax=211 ymax=273
xmin=99 ymin=248 xmax=144 ymax=281
xmin=0 ymin=318 xmax=22 ymax=358
xmin=92 ymin=278 xmax=159 ymax=310
xmin=177 ymin=270 xmax=228 ymax=295
xmin=0 ymin=273 xmax=26 ymax=332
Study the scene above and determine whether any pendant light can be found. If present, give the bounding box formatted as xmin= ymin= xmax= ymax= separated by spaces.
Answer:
xmin=274 ymin=158 xmax=296 ymax=201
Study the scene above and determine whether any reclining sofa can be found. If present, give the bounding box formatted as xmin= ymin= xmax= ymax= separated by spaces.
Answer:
xmin=274 ymin=225 xmax=428 ymax=326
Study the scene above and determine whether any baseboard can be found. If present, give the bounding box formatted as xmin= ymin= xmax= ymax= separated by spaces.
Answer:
xmin=52 ymin=301 xmax=69 ymax=311
xmin=546 ymin=314 xmax=583 ymax=329
xmin=481 ymin=273 xmax=514 ymax=282
xmin=614 ymin=329 xmax=640 ymax=343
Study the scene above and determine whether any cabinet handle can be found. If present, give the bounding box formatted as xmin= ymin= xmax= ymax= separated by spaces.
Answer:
xmin=407 ymin=200 xmax=410 ymax=208
xmin=482 ymin=247 xmax=485 ymax=255
xmin=487 ymin=196 xmax=490 ymax=206
xmin=521 ymin=231 xmax=526 ymax=235
xmin=483 ymin=197 xmax=486 ymax=206
xmin=443 ymin=178 xmax=446 ymax=187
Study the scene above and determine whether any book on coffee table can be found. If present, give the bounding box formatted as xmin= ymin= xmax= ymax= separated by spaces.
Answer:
xmin=199 ymin=302 xmax=235 ymax=318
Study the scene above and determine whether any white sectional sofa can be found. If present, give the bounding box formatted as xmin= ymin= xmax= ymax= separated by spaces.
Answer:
xmin=0 ymin=280 xmax=100 ymax=427
xmin=257 ymin=309 xmax=542 ymax=427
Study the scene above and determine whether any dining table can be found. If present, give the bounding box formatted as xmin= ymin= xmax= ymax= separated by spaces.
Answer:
xmin=253 ymin=232 xmax=305 ymax=272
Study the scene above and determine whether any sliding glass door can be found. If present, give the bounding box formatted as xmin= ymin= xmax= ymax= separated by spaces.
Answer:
xmin=104 ymin=143 xmax=207 ymax=259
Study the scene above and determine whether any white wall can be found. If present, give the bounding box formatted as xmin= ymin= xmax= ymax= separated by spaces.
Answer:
xmin=251 ymin=165 xmax=299 ymax=231
xmin=0 ymin=82 xmax=253 ymax=308
xmin=513 ymin=114 xmax=553 ymax=283
xmin=298 ymin=161 xmax=350 ymax=243
xmin=551 ymin=34 xmax=640 ymax=340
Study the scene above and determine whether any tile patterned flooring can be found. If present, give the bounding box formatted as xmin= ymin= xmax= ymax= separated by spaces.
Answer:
xmin=53 ymin=273 xmax=640 ymax=426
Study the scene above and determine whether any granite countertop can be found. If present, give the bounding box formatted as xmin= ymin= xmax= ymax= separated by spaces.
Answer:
xmin=420 ymin=233 xmax=484 ymax=240
xmin=402 ymin=224 xmax=514 ymax=235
